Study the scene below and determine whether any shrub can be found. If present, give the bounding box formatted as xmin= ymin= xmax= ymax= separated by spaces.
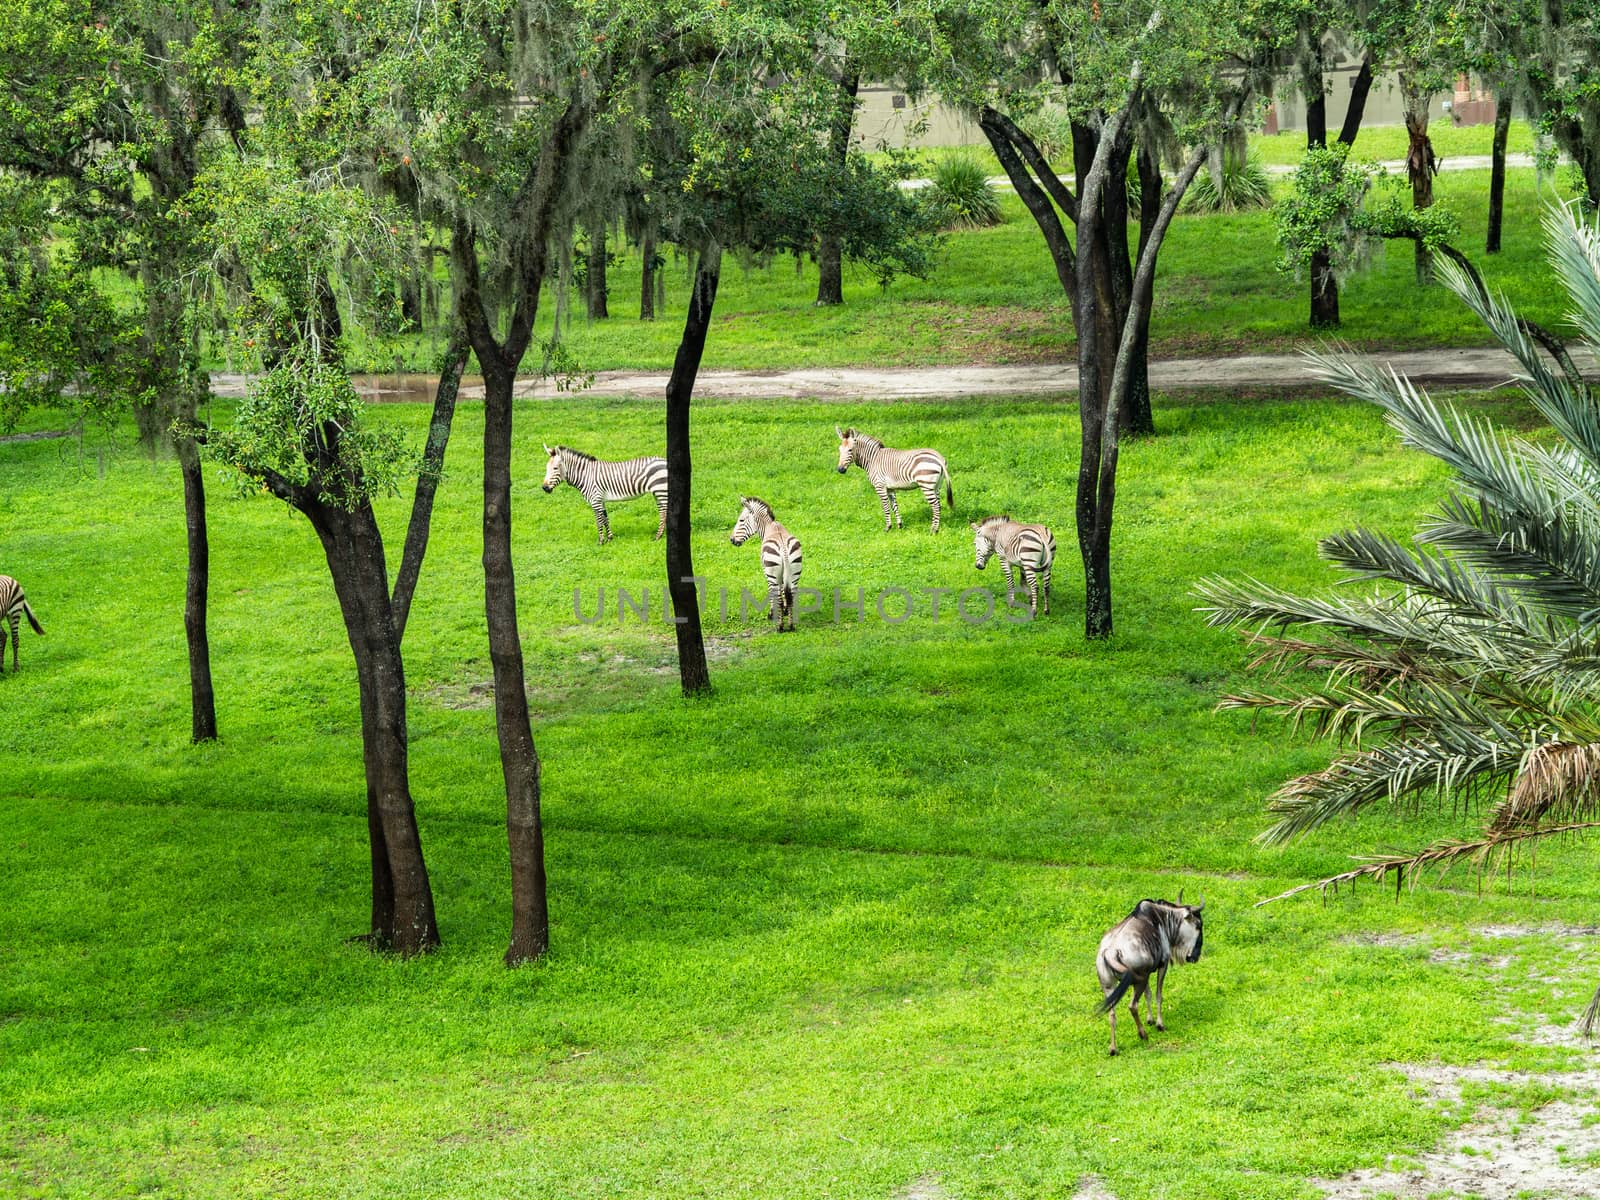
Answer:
xmin=923 ymin=154 xmax=1003 ymax=229
xmin=1184 ymin=152 xmax=1272 ymax=213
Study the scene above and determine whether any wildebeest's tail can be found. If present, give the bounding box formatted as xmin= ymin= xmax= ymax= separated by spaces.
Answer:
xmin=22 ymin=600 xmax=42 ymax=635
xmin=1098 ymin=970 xmax=1135 ymax=1014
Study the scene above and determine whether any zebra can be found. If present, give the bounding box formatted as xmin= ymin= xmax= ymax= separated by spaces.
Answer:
xmin=0 ymin=575 xmax=44 ymax=673
xmin=835 ymin=426 xmax=954 ymax=533
xmin=541 ymin=444 xmax=669 ymax=545
xmin=729 ymin=496 xmax=803 ymax=632
xmin=972 ymin=515 xmax=1056 ymax=617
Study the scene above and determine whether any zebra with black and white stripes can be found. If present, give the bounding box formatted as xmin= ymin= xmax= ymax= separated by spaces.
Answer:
xmin=730 ymin=496 xmax=803 ymax=632
xmin=0 ymin=575 xmax=45 ymax=673
xmin=972 ymin=515 xmax=1056 ymax=616
xmin=541 ymin=444 xmax=669 ymax=545
xmin=835 ymin=426 xmax=954 ymax=532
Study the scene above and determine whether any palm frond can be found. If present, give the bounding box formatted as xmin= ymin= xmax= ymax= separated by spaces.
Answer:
xmin=1543 ymin=202 xmax=1600 ymax=354
xmin=1259 ymin=736 xmax=1520 ymax=846
xmin=1255 ymin=819 xmax=1600 ymax=905
xmin=1491 ymin=741 xmax=1600 ymax=830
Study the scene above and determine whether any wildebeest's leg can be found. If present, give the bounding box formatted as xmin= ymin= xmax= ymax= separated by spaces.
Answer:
xmin=1154 ymin=964 xmax=1168 ymax=1031
xmin=1107 ymin=1004 xmax=1118 ymax=1056
xmin=1129 ymin=980 xmax=1150 ymax=1042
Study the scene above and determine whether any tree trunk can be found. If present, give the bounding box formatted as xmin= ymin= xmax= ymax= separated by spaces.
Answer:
xmin=1337 ymin=51 xmax=1376 ymax=147
xmin=815 ymin=71 xmax=861 ymax=308
xmin=640 ymin=228 xmax=657 ymax=321
xmin=307 ymin=498 xmax=439 ymax=956
xmin=1487 ymin=93 xmax=1511 ymax=254
xmin=1123 ymin=137 xmax=1163 ymax=437
xmin=482 ymin=355 xmax=550 ymax=965
xmin=391 ymin=329 xmax=469 ymax=643
xmin=666 ymin=248 xmax=720 ymax=695
xmin=1402 ymin=82 xmax=1438 ymax=284
xmin=586 ymin=226 xmax=609 ymax=320
xmin=177 ymin=436 xmax=217 ymax=743
xmin=1300 ymin=38 xmax=1373 ymax=329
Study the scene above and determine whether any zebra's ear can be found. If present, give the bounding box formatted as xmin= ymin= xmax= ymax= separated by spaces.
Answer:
xmin=835 ymin=425 xmax=844 ymax=439
xmin=969 ymin=522 xmax=981 ymax=532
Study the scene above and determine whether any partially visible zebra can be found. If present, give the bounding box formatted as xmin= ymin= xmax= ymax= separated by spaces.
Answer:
xmin=729 ymin=496 xmax=803 ymax=632
xmin=835 ymin=426 xmax=954 ymax=533
xmin=0 ymin=575 xmax=45 ymax=673
xmin=972 ymin=515 xmax=1056 ymax=616
xmin=541 ymin=444 xmax=669 ymax=545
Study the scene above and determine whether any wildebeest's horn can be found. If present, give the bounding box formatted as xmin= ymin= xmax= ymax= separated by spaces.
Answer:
xmin=1176 ymin=887 xmax=1184 ymax=905
xmin=1193 ymin=896 xmax=1205 ymax=912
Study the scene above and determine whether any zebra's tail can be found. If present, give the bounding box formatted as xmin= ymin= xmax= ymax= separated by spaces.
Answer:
xmin=21 ymin=600 xmax=42 ymax=635
xmin=946 ymin=471 xmax=955 ymax=511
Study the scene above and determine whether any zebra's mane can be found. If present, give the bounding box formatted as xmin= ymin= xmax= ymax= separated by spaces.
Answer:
xmin=978 ymin=514 xmax=1011 ymax=529
xmin=557 ymin=446 xmax=596 ymax=463
xmin=741 ymin=496 xmax=776 ymax=520
xmin=851 ymin=430 xmax=884 ymax=449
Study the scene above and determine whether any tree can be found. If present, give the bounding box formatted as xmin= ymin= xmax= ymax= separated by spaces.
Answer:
xmin=0 ymin=0 xmax=243 ymax=742
xmin=929 ymin=0 xmax=1287 ymax=637
xmin=1295 ymin=23 xmax=1378 ymax=326
xmin=644 ymin=49 xmax=932 ymax=694
xmin=1197 ymin=202 xmax=1600 ymax=1030
xmin=190 ymin=153 xmax=442 ymax=956
xmin=1522 ymin=0 xmax=1600 ymax=209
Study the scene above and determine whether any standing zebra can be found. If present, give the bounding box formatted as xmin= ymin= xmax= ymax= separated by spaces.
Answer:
xmin=971 ymin=515 xmax=1056 ymax=616
xmin=0 ymin=575 xmax=45 ymax=673
xmin=729 ymin=496 xmax=803 ymax=632
xmin=541 ymin=444 xmax=669 ymax=545
xmin=835 ymin=426 xmax=954 ymax=533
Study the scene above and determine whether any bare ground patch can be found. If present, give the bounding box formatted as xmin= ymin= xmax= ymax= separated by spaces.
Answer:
xmin=415 ymin=634 xmax=753 ymax=712
xmin=1316 ymin=925 xmax=1600 ymax=1199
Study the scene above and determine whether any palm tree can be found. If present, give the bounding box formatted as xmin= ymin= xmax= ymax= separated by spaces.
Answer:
xmin=1194 ymin=202 xmax=1600 ymax=1031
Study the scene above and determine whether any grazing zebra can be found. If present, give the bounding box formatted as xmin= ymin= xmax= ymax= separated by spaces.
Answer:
xmin=729 ymin=496 xmax=803 ymax=632
xmin=541 ymin=444 xmax=669 ymax=545
xmin=835 ymin=426 xmax=954 ymax=533
xmin=971 ymin=515 xmax=1056 ymax=616
xmin=0 ymin=575 xmax=44 ymax=673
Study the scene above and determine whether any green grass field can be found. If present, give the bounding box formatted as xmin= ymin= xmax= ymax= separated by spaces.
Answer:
xmin=2 ymin=390 xmax=1595 ymax=1198
xmin=341 ymin=163 xmax=1576 ymax=375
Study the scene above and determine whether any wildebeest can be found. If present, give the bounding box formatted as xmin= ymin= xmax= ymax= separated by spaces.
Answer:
xmin=1095 ymin=892 xmax=1205 ymax=1056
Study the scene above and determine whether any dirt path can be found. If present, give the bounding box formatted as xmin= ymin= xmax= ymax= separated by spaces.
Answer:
xmin=209 ymin=346 xmax=1591 ymax=405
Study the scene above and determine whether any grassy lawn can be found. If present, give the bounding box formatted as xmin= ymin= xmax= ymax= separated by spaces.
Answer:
xmin=2 ymin=391 xmax=1594 ymax=1198
xmin=339 ymin=164 xmax=1577 ymax=374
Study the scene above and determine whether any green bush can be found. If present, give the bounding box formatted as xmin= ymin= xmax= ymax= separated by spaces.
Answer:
xmin=1185 ymin=152 xmax=1272 ymax=213
xmin=923 ymin=154 xmax=1003 ymax=229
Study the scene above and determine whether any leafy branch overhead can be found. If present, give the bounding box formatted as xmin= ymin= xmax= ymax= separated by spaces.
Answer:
xmin=1198 ymin=202 xmax=1600 ymax=1030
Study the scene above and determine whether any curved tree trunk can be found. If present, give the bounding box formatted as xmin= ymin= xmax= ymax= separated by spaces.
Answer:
xmin=1487 ymin=94 xmax=1511 ymax=254
xmin=666 ymin=247 xmax=720 ymax=695
xmin=391 ymin=329 xmax=469 ymax=643
xmin=177 ymin=436 xmax=217 ymax=743
xmin=308 ymin=498 xmax=439 ymax=956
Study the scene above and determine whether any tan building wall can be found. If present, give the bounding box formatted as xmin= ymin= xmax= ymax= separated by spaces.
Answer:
xmin=853 ymin=68 xmax=1499 ymax=153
